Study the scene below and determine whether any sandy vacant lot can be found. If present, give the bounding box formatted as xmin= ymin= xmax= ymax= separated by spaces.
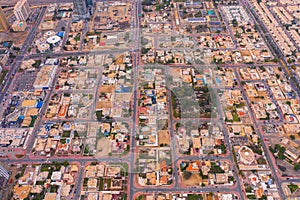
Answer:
xmin=181 ymin=173 xmax=202 ymax=186
xmin=0 ymin=32 xmax=28 ymax=46
xmin=96 ymin=101 xmax=112 ymax=109
xmin=96 ymin=137 xmax=110 ymax=157
xmin=115 ymin=55 xmax=124 ymax=64
xmin=158 ymin=130 xmax=170 ymax=146
xmin=99 ymin=85 xmax=116 ymax=93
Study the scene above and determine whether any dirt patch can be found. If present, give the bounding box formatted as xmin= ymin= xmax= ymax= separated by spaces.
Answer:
xmin=96 ymin=101 xmax=112 ymax=109
xmin=96 ymin=137 xmax=111 ymax=157
xmin=114 ymin=55 xmax=124 ymax=64
xmin=240 ymin=50 xmax=251 ymax=57
xmin=181 ymin=173 xmax=202 ymax=186
xmin=158 ymin=130 xmax=170 ymax=146
xmin=115 ymin=93 xmax=132 ymax=101
xmin=0 ymin=32 xmax=28 ymax=46
xmin=99 ymin=85 xmax=116 ymax=93
xmin=169 ymin=68 xmax=181 ymax=79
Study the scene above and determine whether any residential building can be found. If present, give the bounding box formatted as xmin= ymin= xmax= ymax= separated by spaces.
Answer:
xmin=12 ymin=21 xmax=27 ymax=32
xmin=33 ymin=64 xmax=58 ymax=90
xmin=86 ymin=0 xmax=93 ymax=7
xmin=0 ymin=162 xmax=10 ymax=198
xmin=0 ymin=162 xmax=9 ymax=181
xmin=0 ymin=41 xmax=13 ymax=68
xmin=74 ymin=0 xmax=87 ymax=16
xmin=0 ymin=7 xmax=9 ymax=32
xmin=14 ymin=0 xmax=31 ymax=22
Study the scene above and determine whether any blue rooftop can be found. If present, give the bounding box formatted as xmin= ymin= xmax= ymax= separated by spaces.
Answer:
xmin=18 ymin=116 xmax=24 ymax=120
xmin=115 ymin=85 xmax=131 ymax=93
xmin=2 ymin=42 xmax=8 ymax=47
xmin=57 ymin=32 xmax=65 ymax=37
xmin=36 ymin=101 xmax=43 ymax=108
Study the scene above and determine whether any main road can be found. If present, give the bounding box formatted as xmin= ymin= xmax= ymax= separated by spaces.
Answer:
xmin=128 ymin=0 xmax=141 ymax=199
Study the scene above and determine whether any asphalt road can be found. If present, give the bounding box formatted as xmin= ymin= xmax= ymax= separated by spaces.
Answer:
xmin=128 ymin=0 xmax=141 ymax=199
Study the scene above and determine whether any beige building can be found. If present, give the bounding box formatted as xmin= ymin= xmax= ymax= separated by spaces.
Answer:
xmin=33 ymin=65 xmax=57 ymax=90
xmin=12 ymin=21 xmax=27 ymax=32
xmin=14 ymin=0 xmax=31 ymax=21
xmin=0 ymin=7 xmax=9 ymax=32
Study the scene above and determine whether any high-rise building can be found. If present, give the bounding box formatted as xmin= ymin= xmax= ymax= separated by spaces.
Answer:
xmin=0 ymin=162 xmax=10 ymax=199
xmin=0 ymin=163 xmax=9 ymax=181
xmin=86 ymin=0 xmax=93 ymax=7
xmin=86 ymin=0 xmax=94 ymax=15
xmin=74 ymin=0 xmax=87 ymax=16
xmin=12 ymin=20 xmax=27 ymax=32
xmin=13 ymin=0 xmax=31 ymax=22
xmin=0 ymin=7 xmax=9 ymax=32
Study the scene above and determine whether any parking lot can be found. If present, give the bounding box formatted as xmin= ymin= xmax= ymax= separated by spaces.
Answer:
xmin=14 ymin=71 xmax=37 ymax=92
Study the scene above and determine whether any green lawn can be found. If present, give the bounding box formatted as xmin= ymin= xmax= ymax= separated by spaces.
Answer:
xmin=99 ymin=177 xmax=104 ymax=190
xmin=29 ymin=116 xmax=37 ymax=127
xmin=288 ymin=183 xmax=299 ymax=193
xmin=232 ymin=112 xmax=240 ymax=122
xmin=107 ymin=178 xmax=111 ymax=188
xmin=62 ymin=131 xmax=71 ymax=137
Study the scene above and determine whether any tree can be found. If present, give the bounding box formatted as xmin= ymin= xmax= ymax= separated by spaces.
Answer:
xmin=194 ymin=11 xmax=202 ymax=17
xmin=209 ymin=162 xmax=225 ymax=173
xmin=62 ymin=161 xmax=69 ymax=167
xmin=187 ymin=194 xmax=203 ymax=200
xmin=209 ymin=191 xmax=214 ymax=197
xmin=183 ymin=171 xmax=192 ymax=179
xmin=290 ymin=135 xmax=295 ymax=140
xmin=269 ymin=146 xmax=275 ymax=153
xmin=156 ymin=4 xmax=163 ymax=11
xmin=15 ymin=173 xmax=21 ymax=179
xmin=274 ymin=144 xmax=286 ymax=160
xmin=288 ymin=183 xmax=299 ymax=193
xmin=245 ymin=185 xmax=253 ymax=193
xmin=294 ymin=163 xmax=300 ymax=171
xmin=259 ymin=195 xmax=267 ymax=200
xmin=221 ymin=143 xmax=226 ymax=154
xmin=136 ymin=195 xmax=145 ymax=200
xmin=96 ymin=111 xmax=103 ymax=120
